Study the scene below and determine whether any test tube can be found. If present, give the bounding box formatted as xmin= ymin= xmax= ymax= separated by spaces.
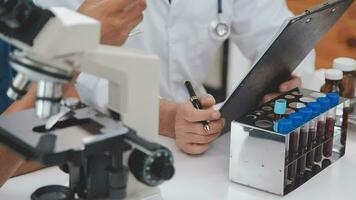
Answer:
xmin=341 ymin=100 xmax=350 ymax=154
xmin=277 ymin=119 xmax=294 ymax=187
xmin=298 ymin=108 xmax=313 ymax=175
xmin=323 ymin=93 xmax=340 ymax=158
xmin=314 ymin=97 xmax=331 ymax=163
xmin=288 ymin=113 xmax=303 ymax=161
xmin=272 ymin=99 xmax=287 ymax=132
xmin=303 ymin=106 xmax=319 ymax=170
xmin=289 ymin=113 xmax=306 ymax=178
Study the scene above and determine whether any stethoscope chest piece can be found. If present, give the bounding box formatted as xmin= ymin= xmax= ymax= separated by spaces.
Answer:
xmin=209 ymin=15 xmax=231 ymax=41
xmin=209 ymin=0 xmax=231 ymax=41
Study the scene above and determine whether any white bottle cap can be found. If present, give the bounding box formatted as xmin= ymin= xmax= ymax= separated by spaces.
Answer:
xmin=325 ymin=69 xmax=343 ymax=80
xmin=333 ymin=57 xmax=356 ymax=72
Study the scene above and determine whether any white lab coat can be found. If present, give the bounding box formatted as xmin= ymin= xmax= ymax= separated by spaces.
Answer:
xmin=34 ymin=0 xmax=314 ymax=107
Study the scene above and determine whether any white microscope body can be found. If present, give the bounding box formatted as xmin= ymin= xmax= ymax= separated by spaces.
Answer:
xmin=0 ymin=3 xmax=164 ymax=200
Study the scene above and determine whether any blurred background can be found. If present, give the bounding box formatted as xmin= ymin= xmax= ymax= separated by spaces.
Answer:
xmin=288 ymin=0 xmax=356 ymax=68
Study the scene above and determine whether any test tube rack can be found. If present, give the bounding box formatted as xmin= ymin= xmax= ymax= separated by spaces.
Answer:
xmin=229 ymin=88 xmax=349 ymax=196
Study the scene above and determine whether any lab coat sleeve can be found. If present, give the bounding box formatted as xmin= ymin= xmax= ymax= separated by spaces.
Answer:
xmin=229 ymin=0 xmax=294 ymax=62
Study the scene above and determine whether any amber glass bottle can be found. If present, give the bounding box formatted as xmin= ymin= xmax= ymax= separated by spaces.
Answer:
xmin=321 ymin=69 xmax=344 ymax=94
xmin=332 ymin=58 xmax=356 ymax=154
xmin=333 ymin=57 xmax=356 ymax=98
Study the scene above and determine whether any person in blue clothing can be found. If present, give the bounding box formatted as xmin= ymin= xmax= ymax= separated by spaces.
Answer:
xmin=0 ymin=40 xmax=13 ymax=113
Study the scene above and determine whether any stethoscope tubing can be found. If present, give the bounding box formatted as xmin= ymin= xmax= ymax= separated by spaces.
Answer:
xmin=218 ymin=0 xmax=223 ymax=14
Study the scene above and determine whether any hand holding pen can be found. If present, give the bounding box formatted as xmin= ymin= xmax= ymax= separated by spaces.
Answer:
xmin=184 ymin=81 xmax=211 ymax=132
xmin=173 ymin=81 xmax=225 ymax=155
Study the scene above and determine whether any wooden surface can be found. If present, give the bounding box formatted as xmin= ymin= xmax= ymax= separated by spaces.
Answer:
xmin=13 ymin=162 xmax=44 ymax=177
xmin=287 ymin=0 xmax=356 ymax=69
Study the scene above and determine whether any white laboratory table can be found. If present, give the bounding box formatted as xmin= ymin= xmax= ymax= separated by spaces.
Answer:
xmin=1 ymin=123 xmax=356 ymax=200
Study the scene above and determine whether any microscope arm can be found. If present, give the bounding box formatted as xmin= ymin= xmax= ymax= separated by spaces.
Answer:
xmin=72 ymin=45 xmax=160 ymax=140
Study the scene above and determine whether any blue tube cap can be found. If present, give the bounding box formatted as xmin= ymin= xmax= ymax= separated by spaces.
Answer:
xmin=288 ymin=113 xmax=304 ymax=127
xmin=326 ymin=93 xmax=340 ymax=106
xmin=298 ymin=107 xmax=313 ymax=121
xmin=317 ymin=97 xmax=331 ymax=111
xmin=307 ymin=102 xmax=322 ymax=117
xmin=274 ymin=99 xmax=287 ymax=115
xmin=276 ymin=119 xmax=293 ymax=134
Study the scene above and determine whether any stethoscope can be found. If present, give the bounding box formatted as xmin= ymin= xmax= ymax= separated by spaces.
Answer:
xmin=209 ymin=0 xmax=231 ymax=41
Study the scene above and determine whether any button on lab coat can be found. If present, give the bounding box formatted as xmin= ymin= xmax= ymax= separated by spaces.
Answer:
xmin=34 ymin=0 xmax=313 ymax=108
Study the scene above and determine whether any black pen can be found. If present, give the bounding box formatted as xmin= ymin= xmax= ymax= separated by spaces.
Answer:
xmin=184 ymin=81 xmax=211 ymax=133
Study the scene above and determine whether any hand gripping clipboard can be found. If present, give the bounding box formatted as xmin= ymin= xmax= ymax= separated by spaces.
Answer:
xmin=220 ymin=0 xmax=355 ymax=133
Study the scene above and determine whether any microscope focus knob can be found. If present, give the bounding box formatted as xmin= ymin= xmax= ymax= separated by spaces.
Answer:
xmin=150 ymin=156 xmax=175 ymax=181
xmin=129 ymin=147 xmax=174 ymax=186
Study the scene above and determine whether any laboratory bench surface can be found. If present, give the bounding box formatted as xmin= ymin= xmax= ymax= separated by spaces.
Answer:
xmin=1 ymin=123 xmax=356 ymax=200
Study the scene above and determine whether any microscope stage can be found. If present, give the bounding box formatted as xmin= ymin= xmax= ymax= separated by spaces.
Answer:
xmin=0 ymin=107 xmax=131 ymax=165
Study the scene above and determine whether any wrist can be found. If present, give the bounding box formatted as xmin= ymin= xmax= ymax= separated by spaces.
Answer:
xmin=159 ymin=99 xmax=178 ymax=139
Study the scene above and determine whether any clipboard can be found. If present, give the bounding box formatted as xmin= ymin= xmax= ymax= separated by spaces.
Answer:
xmin=220 ymin=0 xmax=355 ymax=133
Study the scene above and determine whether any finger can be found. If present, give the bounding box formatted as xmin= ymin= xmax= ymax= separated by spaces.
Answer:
xmin=111 ymin=0 xmax=145 ymax=26
xmin=113 ymin=17 xmax=143 ymax=45
xmin=182 ymin=143 xmax=210 ymax=155
xmin=109 ymin=0 xmax=142 ymax=12
xmin=185 ymin=132 xmax=221 ymax=144
xmin=124 ymin=14 xmax=144 ymax=35
xmin=181 ymin=102 xmax=221 ymax=122
xmin=262 ymin=93 xmax=280 ymax=103
xmin=113 ymin=0 xmax=145 ymax=36
xmin=186 ymin=118 xmax=225 ymax=135
xmin=127 ymin=0 xmax=147 ymax=13
xmin=279 ymin=76 xmax=302 ymax=92
xmin=122 ymin=0 xmax=146 ymax=20
xmin=107 ymin=13 xmax=143 ymax=45
xmin=199 ymin=94 xmax=216 ymax=109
